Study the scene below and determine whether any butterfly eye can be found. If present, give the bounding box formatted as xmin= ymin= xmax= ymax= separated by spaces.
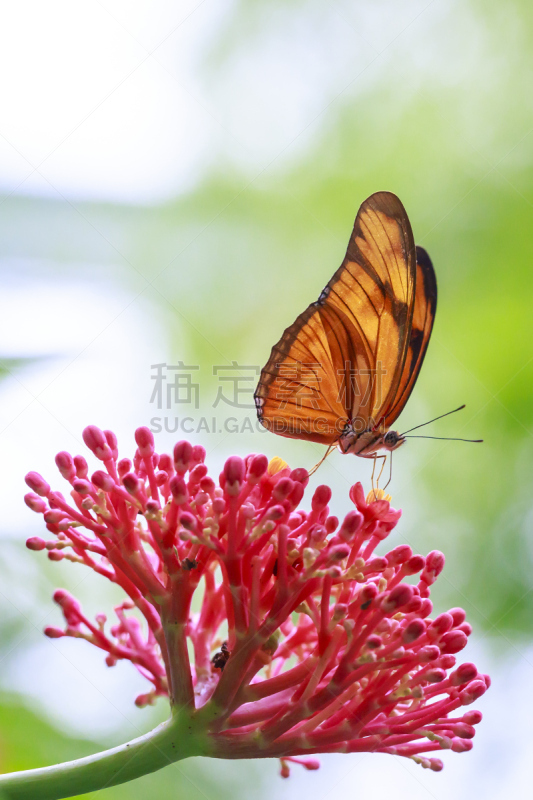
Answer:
xmin=384 ymin=431 xmax=400 ymax=447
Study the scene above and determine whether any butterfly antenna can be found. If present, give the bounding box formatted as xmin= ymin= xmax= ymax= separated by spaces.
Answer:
xmin=400 ymin=404 xmax=466 ymax=436
xmin=404 ymin=435 xmax=483 ymax=443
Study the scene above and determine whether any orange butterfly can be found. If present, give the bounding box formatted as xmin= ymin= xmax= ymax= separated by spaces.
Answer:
xmin=254 ymin=191 xmax=437 ymax=461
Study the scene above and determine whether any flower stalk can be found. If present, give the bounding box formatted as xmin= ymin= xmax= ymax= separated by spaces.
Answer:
xmin=0 ymin=426 xmax=489 ymax=798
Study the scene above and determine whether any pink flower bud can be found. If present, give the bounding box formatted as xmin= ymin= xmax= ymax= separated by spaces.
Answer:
xmin=73 ymin=455 xmax=88 ymax=479
xmin=402 ymin=619 xmax=426 ymax=644
xmin=421 ymin=550 xmax=445 ymax=583
xmin=464 ymin=710 xmax=483 ymax=725
xmin=419 ymin=645 xmax=440 ymax=662
xmin=25 ymin=472 xmax=50 ymax=497
xmin=104 ymin=430 xmax=118 ymax=458
xmin=290 ymin=467 xmax=309 ymax=486
xmin=212 ymin=497 xmax=225 ymax=515
xmin=451 ymin=739 xmax=473 ymax=753
xmin=448 ymin=607 xmax=466 ymax=626
xmin=325 ymin=516 xmax=339 ymax=534
xmin=273 ymin=478 xmax=294 ymax=502
xmin=117 ymin=458 xmax=132 ymax=479
xmin=439 ymin=654 xmax=457 ymax=670
xmin=338 ymin=510 xmax=363 ymax=540
xmin=386 ymin=545 xmax=412 ymax=565
xmin=224 ymin=456 xmax=245 ymax=495
xmin=366 ymin=557 xmax=387 ymax=572
xmin=404 ymin=595 xmax=423 ymax=613
xmin=311 ymin=485 xmax=331 ymax=512
xmin=82 ymin=425 xmax=112 ymax=461
xmin=266 ymin=505 xmax=285 ymax=521
xmin=403 ymin=555 xmax=425 ymax=575
xmin=247 ymin=454 xmax=268 ymax=483
xmin=327 ymin=544 xmax=350 ymax=563
xmin=189 ymin=464 xmax=208 ymax=485
xmin=424 ymin=668 xmax=446 ymax=683
xmin=158 ymin=453 xmax=174 ymax=476
xmin=48 ymin=550 xmax=64 ymax=561
xmin=191 ymin=445 xmax=206 ymax=465
xmin=174 ymin=441 xmax=193 ymax=473
xmin=200 ymin=476 xmax=215 ymax=495
xmin=44 ymin=627 xmax=64 ymax=638
xmin=72 ymin=479 xmax=93 ymax=496
xmin=180 ymin=512 xmax=197 ymax=531
xmin=382 ymin=584 xmax=414 ymax=613
xmin=359 ymin=584 xmax=378 ymax=607
xmin=55 ymin=452 xmax=76 ymax=481
xmin=91 ymin=471 xmax=115 ymax=493
xmin=156 ymin=471 xmax=168 ymax=486
xmin=451 ymin=663 xmax=478 ymax=686
xmin=439 ymin=630 xmax=468 ymax=654
xmin=24 ymin=493 xmax=47 ymax=513
xmin=453 ymin=723 xmax=476 ymax=739
xmin=459 ymin=682 xmax=487 ymax=705
xmin=458 ymin=622 xmax=473 ymax=636
xmin=26 ymin=537 xmax=46 ymax=551
xmin=169 ymin=475 xmax=188 ymax=504
xmin=123 ymin=473 xmax=140 ymax=496
xmin=289 ymin=482 xmax=305 ymax=506
xmin=43 ymin=510 xmax=65 ymax=525
xmin=135 ymin=427 xmax=155 ymax=458
xmin=428 ymin=613 xmax=454 ymax=640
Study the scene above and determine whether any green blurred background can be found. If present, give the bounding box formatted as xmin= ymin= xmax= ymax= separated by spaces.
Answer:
xmin=0 ymin=0 xmax=532 ymax=797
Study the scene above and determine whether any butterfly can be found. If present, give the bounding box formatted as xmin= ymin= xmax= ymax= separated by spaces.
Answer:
xmin=254 ymin=191 xmax=437 ymax=461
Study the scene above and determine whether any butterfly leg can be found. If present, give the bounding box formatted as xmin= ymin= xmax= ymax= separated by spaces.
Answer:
xmin=383 ymin=450 xmax=393 ymax=491
xmin=369 ymin=454 xmax=387 ymax=491
xmin=376 ymin=455 xmax=387 ymax=487
xmin=309 ymin=444 xmax=336 ymax=476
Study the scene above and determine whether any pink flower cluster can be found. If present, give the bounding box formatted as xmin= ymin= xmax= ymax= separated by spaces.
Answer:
xmin=24 ymin=426 xmax=488 ymax=776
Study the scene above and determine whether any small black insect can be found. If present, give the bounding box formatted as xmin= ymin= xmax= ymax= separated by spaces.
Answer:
xmin=212 ymin=642 xmax=230 ymax=671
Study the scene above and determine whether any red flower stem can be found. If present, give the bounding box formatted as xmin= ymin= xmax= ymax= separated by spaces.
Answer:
xmin=161 ymin=578 xmax=195 ymax=708
xmin=248 ymin=555 xmax=262 ymax=634
xmin=142 ymin=455 xmax=160 ymax=504
xmin=242 ymin=655 xmax=319 ymax=702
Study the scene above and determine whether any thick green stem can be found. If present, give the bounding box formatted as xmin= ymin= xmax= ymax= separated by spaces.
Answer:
xmin=0 ymin=709 xmax=209 ymax=800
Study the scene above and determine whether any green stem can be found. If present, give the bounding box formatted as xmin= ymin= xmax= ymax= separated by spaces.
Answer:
xmin=0 ymin=709 xmax=209 ymax=800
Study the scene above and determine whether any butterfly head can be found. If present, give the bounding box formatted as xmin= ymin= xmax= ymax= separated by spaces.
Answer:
xmin=382 ymin=430 xmax=406 ymax=451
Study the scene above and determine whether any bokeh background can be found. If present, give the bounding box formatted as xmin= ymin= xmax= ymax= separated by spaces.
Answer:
xmin=0 ymin=1 xmax=532 ymax=797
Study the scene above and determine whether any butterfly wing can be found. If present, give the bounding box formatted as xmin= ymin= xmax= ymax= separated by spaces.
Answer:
xmin=378 ymin=245 xmax=437 ymax=428
xmin=254 ymin=303 xmax=349 ymax=446
xmin=319 ymin=191 xmax=417 ymax=429
xmin=255 ymin=192 xmax=422 ymax=446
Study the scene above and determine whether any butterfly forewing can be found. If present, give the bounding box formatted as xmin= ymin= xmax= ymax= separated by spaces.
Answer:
xmin=323 ymin=192 xmax=417 ymax=427
xmin=380 ymin=245 xmax=437 ymax=428
xmin=255 ymin=191 xmax=434 ymax=451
